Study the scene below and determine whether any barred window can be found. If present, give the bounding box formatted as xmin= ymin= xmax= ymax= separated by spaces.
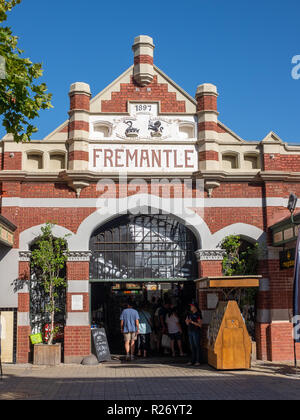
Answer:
xmin=89 ymin=214 xmax=198 ymax=281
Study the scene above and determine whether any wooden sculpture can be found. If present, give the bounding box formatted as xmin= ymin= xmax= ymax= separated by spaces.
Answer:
xmin=207 ymin=300 xmax=252 ymax=370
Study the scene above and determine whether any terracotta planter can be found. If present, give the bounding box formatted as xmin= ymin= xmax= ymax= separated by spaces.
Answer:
xmin=33 ymin=343 xmax=61 ymax=366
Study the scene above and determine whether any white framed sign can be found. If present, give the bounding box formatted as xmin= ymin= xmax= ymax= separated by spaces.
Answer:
xmin=90 ymin=144 xmax=198 ymax=173
xmin=71 ymin=294 xmax=83 ymax=311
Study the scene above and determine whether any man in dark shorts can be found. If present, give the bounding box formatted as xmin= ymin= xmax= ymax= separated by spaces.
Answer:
xmin=120 ymin=299 xmax=140 ymax=361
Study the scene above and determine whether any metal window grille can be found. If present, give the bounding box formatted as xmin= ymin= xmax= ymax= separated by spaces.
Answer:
xmin=89 ymin=214 xmax=198 ymax=281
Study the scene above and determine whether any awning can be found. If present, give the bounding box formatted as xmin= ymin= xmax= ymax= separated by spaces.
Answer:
xmin=270 ymin=212 xmax=300 ymax=246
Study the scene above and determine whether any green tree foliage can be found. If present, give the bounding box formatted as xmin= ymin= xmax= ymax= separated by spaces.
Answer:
xmin=31 ymin=223 xmax=69 ymax=345
xmin=220 ymin=235 xmax=259 ymax=276
xmin=0 ymin=0 xmax=52 ymax=142
xmin=220 ymin=235 xmax=260 ymax=339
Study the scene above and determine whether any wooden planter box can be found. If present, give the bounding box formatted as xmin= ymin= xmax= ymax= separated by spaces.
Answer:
xmin=33 ymin=343 xmax=61 ymax=366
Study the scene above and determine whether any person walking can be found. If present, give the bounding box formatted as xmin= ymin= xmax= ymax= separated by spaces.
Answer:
xmin=165 ymin=306 xmax=185 ymax=357
xmin=137 ymin=303 xmax=152 ymax=358
xmin=158 ymin=299 xmax=171 ymax=355
xmin=185 ymin=302 xmax=202 ymax=366
xmin=120 ymin=299 xmax=139 ymax=361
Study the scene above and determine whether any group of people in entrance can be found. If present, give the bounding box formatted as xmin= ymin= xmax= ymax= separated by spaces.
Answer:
xmin=120 ymin=298 xmax=202 ymax=366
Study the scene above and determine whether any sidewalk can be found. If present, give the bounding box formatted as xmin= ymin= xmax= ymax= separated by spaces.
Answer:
xmin=1 ymin=358 xmax=300 ymax=400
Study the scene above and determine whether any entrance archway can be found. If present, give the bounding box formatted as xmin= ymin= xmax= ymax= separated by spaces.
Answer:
xmin=89 ymin=212 xmax=199 ymax=353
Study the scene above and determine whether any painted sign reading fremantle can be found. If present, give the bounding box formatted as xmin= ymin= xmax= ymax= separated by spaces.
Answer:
xmin=89 ymin=103 xmax=198 ymax=173
xmin=90 ymin=144 xmax=198 ymax=173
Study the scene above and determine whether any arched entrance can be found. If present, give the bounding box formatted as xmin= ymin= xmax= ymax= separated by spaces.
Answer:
xmin=89 ymin=212 xmax=199 ymax=353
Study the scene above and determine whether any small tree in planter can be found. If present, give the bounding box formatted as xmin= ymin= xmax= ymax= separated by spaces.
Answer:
xmin=30 ymin=223 xmax=69 ymax=362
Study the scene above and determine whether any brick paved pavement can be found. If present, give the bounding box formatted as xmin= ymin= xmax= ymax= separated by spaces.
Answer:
xmin=0 ymin=358 xmax=300 ymax=400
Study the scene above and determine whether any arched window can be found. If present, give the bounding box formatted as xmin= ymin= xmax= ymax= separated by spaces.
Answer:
xmin=26 ymin=152 xmax=43 ymax=170
xmin=93 ymin=122 xmax=112 ymax=138
xmin=89 ymin=214 xmax=198 ymax=281
xmin=49 ymin=153 xmax=66 ymax=170
xmin=244 ymin=154 xmax=260 ymax=170
xmin=222 ymin=153 xmax=239 ymax=170
xmin=178 ymin=123 xmax=195 ymax=139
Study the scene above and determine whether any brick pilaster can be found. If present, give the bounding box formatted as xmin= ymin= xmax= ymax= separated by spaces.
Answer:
xmin=64 ymin=251 xmax=92 ymax=363
xmin=132 ymin=35 xmax=155 ymax=86
xmin=17 ymin=252 xmax=31 ymax=363
xmin=67 ymin=82 xmax=91 ymax=171
xmin=196 ymin=83 xmax=220 ymax=171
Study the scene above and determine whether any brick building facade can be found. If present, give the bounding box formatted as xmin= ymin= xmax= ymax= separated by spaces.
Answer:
xmin=0 ymin=35 xmax=299 ymax=363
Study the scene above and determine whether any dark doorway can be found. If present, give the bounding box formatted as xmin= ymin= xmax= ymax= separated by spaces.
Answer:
xmin=89 ymin=213 xmax=199 ymax=355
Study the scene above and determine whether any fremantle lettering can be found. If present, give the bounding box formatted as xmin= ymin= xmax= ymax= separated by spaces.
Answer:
xmin=90 ymin=145 xmax=197 ymax=172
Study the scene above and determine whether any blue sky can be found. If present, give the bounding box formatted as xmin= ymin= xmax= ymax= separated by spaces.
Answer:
xmin=3 ymin=0 xmax=300 ymax=143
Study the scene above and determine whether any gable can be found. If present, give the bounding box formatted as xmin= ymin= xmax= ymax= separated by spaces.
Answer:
xmin=90 ymin=65 xmax=196 ymax=114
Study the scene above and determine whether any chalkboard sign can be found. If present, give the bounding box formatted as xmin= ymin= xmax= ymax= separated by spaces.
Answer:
xmin=91 ymin=328 xmax=111 ymax=362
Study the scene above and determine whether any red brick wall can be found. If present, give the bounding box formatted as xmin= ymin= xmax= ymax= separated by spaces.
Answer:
xmin=199 ymin=151 xmax=219 ymax=161
xmin=263 ymin=154 xmax=300 ymax=171
xmin=59 ymin=124 xmax=69 ymax=133
xmin=18 ymin=293 xmax=30 ymax=312
xmin=265 ymin=181 xmax=300 ymax=197
xmin=21 ymin=182 xmax=76 ymax=198
xmin=12 ymin=207 xmax=96 ymax=236
xmin=66 ymin=261 xmax=89 ymax=280
xmin=255 ymin=324 xmax=271 ymax=361
xmin=18 ymin=263 xmax=30 ymax=283
xmin=2 ymin=181 xmax=21 ymax=197
xmin=17 ymin=326 xmax=31 ymax=363
xmin=198 ymin=260 xmax=223 ymax=277
xmin=3 ymin=152 xmax=22 ymax=170
xmin=68 ymin=121 xmax=89 ymax=132
xmin=209 ymin=182 xmax=264 ymax=198
xmin=66 ymin=293 xmax=89 ymax=313
xmin=202 ymin=207 xmax=264 ymax=234
xmin=69 ymin=151 xmax=89 ymax=162
xmin=134 ymin=55 xmax=154 ymax=65
xmin=196 ymin=95 xmax=217 ymax=112
xmin=198 ymin=122 xmax=219 ymax=132
xmin=70 ymin=94 xmax=90 ymax=111
xmin=64 ymin=326 xmax=91 ymax=360
xmin=269 ymin=323 xmax=300 ymax=361
xmin=101 ymin=76 xmax=186 ymax=113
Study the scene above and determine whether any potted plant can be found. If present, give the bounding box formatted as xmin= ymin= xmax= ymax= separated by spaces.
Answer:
xmin=30 ymin=223 xmax=69 ymax=365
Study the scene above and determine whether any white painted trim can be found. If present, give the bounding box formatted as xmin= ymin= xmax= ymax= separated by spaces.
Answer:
xmin=210 ymin=223 xmax=266 ymax=249
xmin=73 ymin=194 xmax=210 ymax=250
xmin=195 ymin=249 xmax=225 ymax=261
xmin=66 ymin=312 xmax=90 ymax=326
xmin=17 ymin=312 xmax=30 ymax=327
xmin=19 ymin=224 xmax=75 ymax=251
xmin=67 ymin=251 xmax=92 ymax=262
xmin=68 ymin=280 xmax=89 ymax=293
xmin=3 ymin=196 xmax=296 ymax=209
xmin=256 ymin=309 xmax=271 ymax=323
xmin=18 ymin=194 xmax=268 ymax=253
